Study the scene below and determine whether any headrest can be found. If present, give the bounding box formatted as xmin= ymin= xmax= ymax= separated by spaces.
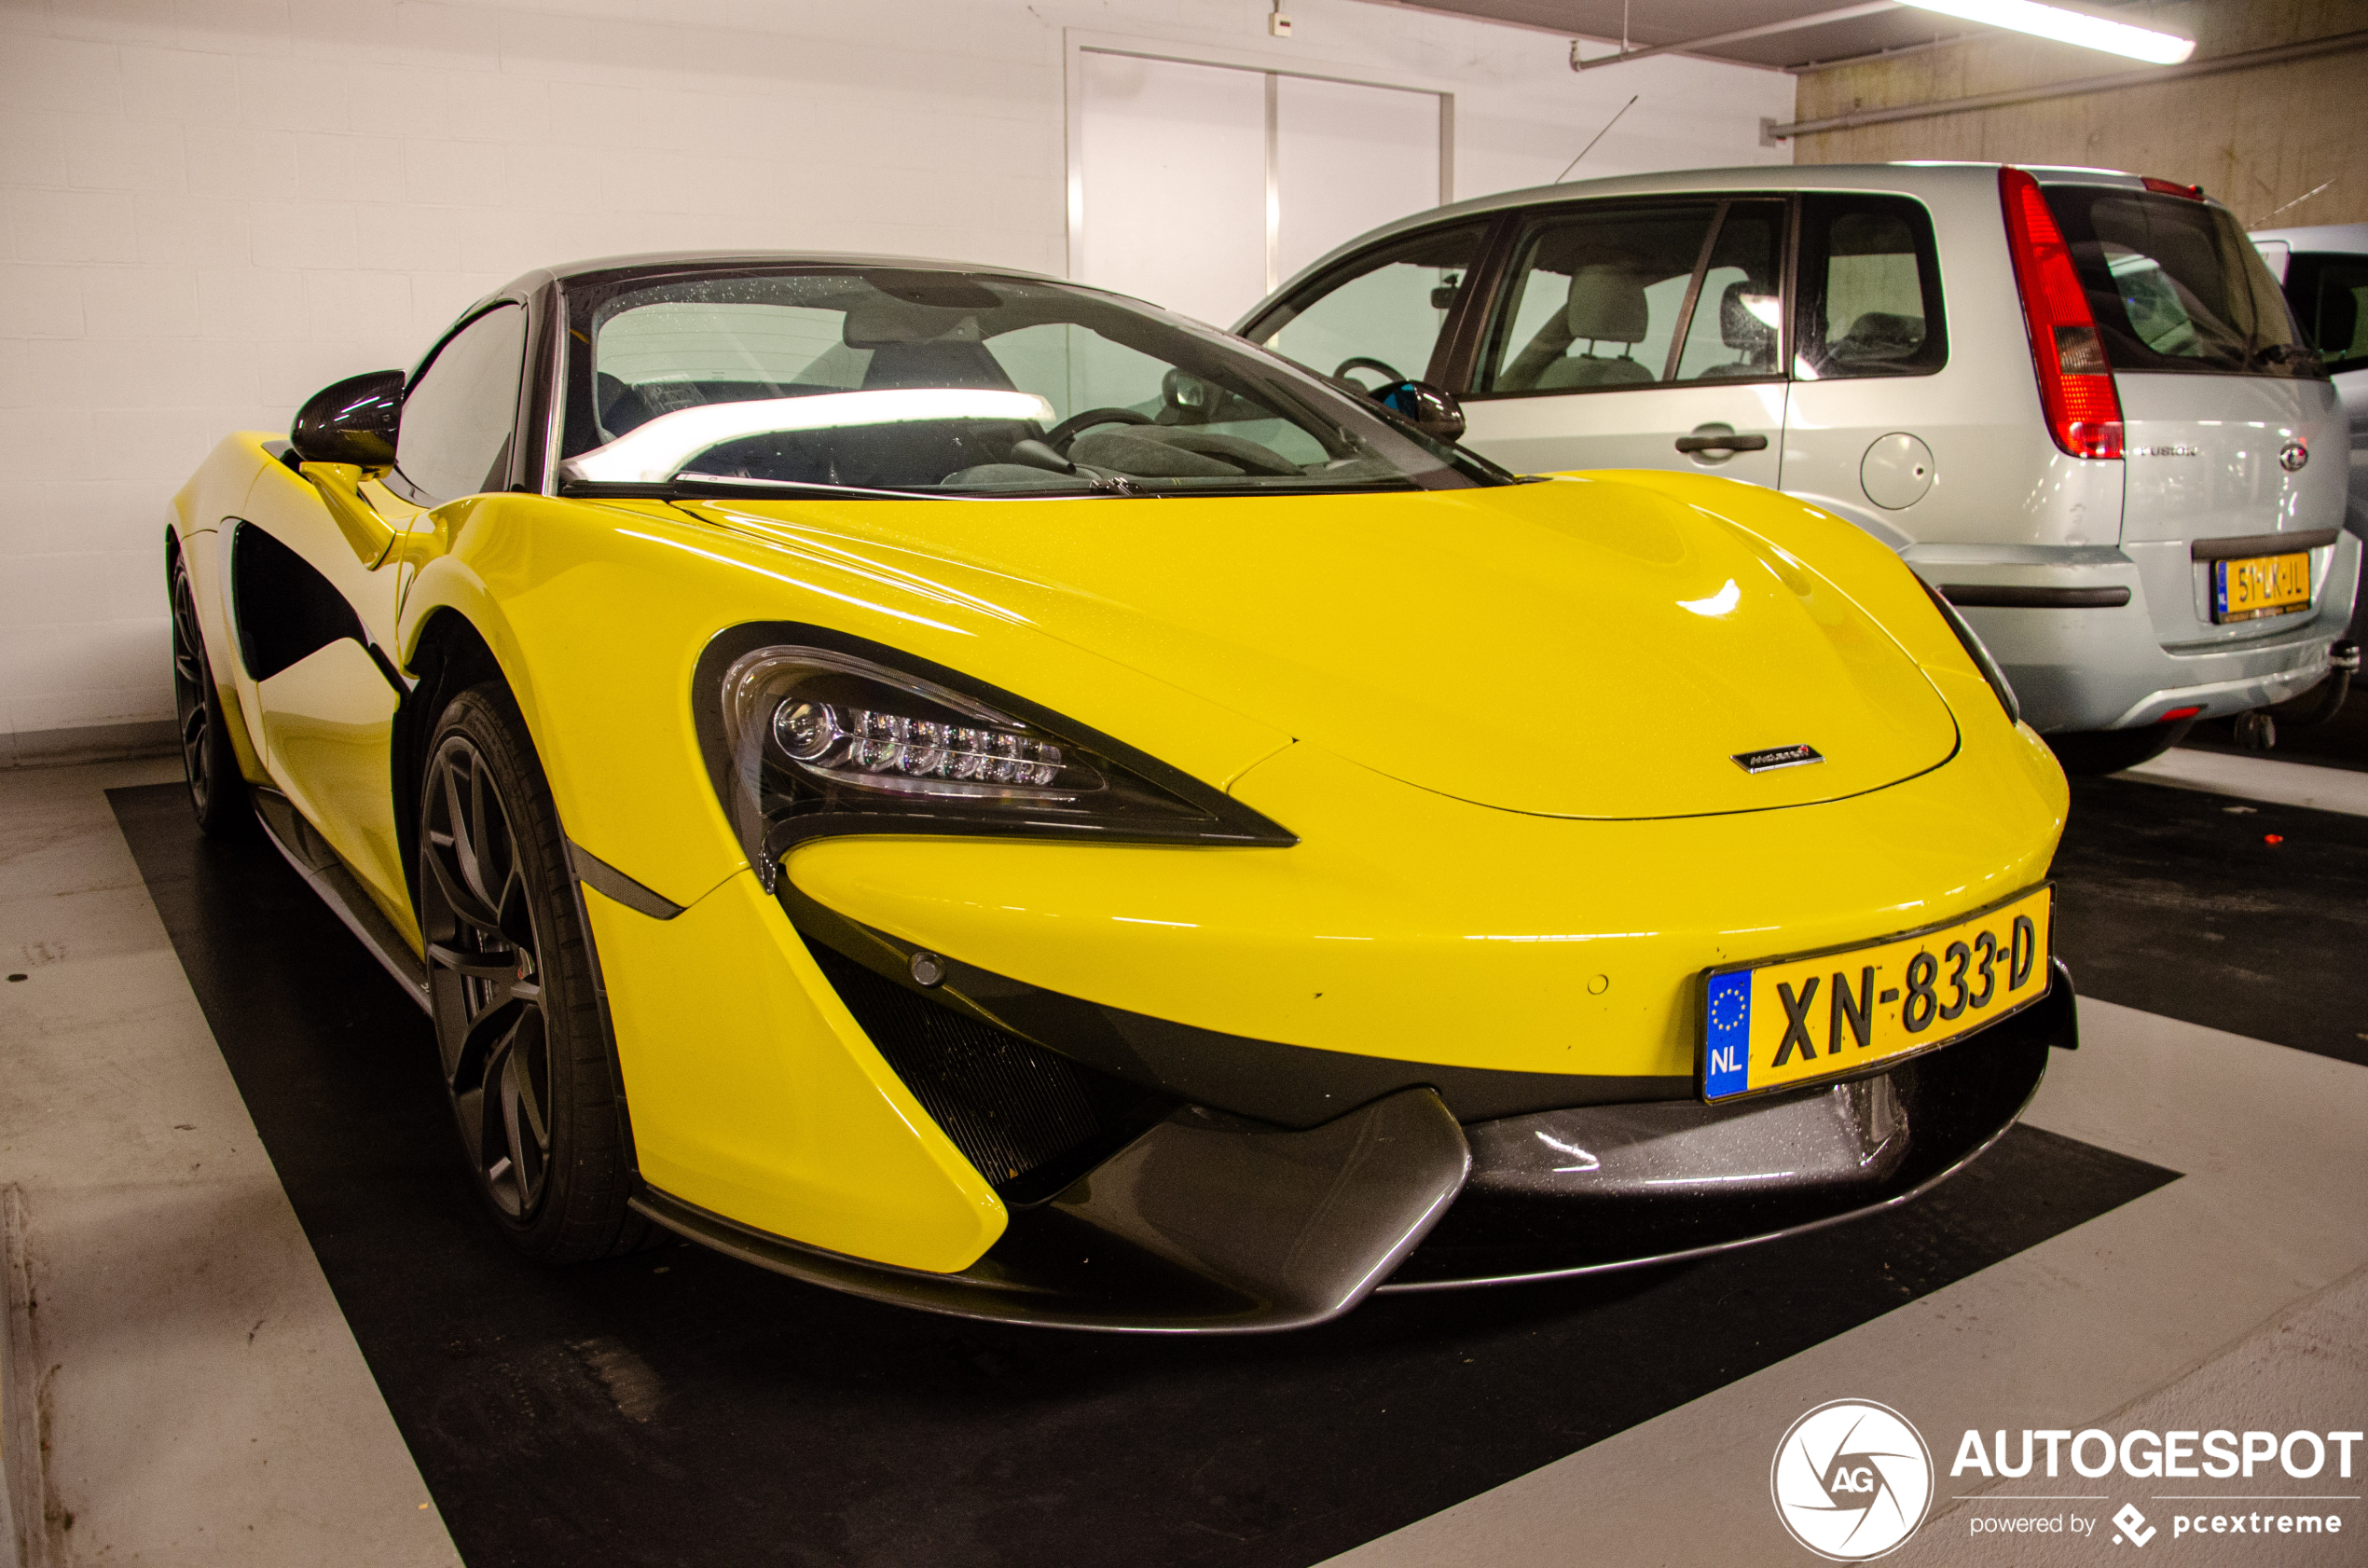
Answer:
xmin=1720 ymin=282 xmax=1777 ymax=352
xmin=843 ymin=297 xmax=983 ymax=349
xmin=1565 ymin=265 xmax=1649 ymax=344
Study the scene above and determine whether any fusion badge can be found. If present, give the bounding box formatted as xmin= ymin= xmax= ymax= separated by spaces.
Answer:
xmin=1733 ymin=743 xmax=1824 ymax=774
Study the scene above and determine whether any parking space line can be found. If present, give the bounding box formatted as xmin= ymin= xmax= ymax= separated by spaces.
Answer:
xmin=1316 ymin=997 xmax=2368 ymax=1566
xmin=0 ymin=760 xmax=461 ymax=1568
xmin=2127 ymin=749 xmax=2368 ymax=818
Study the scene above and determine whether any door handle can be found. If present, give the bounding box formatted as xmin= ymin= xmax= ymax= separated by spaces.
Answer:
xmin=1674 ymin=433 xmax=1769 ymax=454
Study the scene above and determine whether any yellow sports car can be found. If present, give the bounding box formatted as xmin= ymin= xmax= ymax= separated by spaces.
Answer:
xmin=167 ymin=254 xmax=2072 ymax=1332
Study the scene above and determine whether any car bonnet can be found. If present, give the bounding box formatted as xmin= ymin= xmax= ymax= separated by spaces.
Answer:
xmin=671 ymin=475 xmax=1960 ymax=820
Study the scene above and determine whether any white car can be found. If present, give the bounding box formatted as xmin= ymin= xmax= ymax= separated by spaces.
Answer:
xmin=2252 ymin=222 xmax=2368 ymax=539
xmin=1239 ymin=163 xmax=2355 ymax=772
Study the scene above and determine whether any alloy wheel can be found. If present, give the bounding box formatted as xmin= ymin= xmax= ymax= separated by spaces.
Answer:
xmin=168 ymin=561 xmax=214 ymax=815
xmin=421 ymin=734 xmax=555 ymax=1220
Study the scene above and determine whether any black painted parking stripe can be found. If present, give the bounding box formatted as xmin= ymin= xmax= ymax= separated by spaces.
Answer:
xmin=111 ymin=782 xmax=2178 ymax=1568
xmin=2053 ymin=775 xmax=2368 ymax=1067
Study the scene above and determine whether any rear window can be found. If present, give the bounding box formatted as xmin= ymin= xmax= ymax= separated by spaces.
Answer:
xmin=1793 ymin=194 xmax=1947 ymax=379
xmin=2042 ymin=186 xmax=2318 ymax=378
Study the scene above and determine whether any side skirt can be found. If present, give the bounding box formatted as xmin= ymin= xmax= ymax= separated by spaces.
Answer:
xmin=251 ymin=787 xmax=430 ymax=1011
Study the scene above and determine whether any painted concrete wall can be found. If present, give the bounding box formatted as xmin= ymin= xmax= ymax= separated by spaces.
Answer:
xmin=0 ymin=0 xmax=1788 ymax=761
xmin=1791 ymin=0 xmax=2366 ymax=229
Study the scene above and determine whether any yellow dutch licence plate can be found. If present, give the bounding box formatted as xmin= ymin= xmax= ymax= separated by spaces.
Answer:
xmin=1699 ymin=887 xmax=2053 ymax=1103
xmin=2214 ymin=551 xmax=2311 ymax=623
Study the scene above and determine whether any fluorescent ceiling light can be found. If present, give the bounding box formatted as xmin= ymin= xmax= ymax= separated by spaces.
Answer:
xmin=1904 ymin=0 xmax=2196 ymax=63
xmin=563 ymin=389 xmax=1057 ymax=483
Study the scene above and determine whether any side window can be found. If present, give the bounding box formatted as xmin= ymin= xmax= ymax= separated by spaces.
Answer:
xmin=1250 ymin=223 xmax=1486 ymax=392
xmin=2286 ymin=254 xmax=2368 ymax=375
xmin=1794 ymin=195 xmax=1946 ymax=378
xmin=397 ymin=304 xmax=529 ymax=503
xmin=1673 ymin=201 xmax=1786 ymax=383
xmin=1475 ymin=203 xmax=1720 ymax=394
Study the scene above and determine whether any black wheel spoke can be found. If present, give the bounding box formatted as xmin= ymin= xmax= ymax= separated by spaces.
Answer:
xmin=427 ymin=942 xmax=519 ymax=983
xmin=423 ymin=832 xmax=505 ymax=934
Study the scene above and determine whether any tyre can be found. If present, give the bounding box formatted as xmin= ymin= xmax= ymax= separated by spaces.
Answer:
xmin=167 ymin=550 xmax=255 ymax=837
xmin=2044 ymin=718 xmax=2195 ymax=777
xmin=420 ymin=684 xmax=648 ymax=1260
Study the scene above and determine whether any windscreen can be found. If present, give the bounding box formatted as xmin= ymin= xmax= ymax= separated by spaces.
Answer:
xmin=557 ymin=268 xmax=1503 ymax=497
xmin=2042 ymin=186 xmax=2319 ymax=379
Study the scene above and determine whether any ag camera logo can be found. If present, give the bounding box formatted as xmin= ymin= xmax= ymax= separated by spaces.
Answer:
xmin=1772 ymin=1400 xmax=1934 ymax=1561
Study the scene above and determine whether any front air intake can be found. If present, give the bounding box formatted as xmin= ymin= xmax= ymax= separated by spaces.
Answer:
xmin=804 ymin=939 xmax=1163 ymax=1203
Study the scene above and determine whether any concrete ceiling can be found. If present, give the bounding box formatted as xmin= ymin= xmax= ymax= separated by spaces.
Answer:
xmin=1392 ymin=1 xmax=2017 ymax=72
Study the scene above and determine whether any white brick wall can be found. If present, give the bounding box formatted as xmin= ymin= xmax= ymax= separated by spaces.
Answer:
xmin=0 ymin=0 xmax=1788 ymax=750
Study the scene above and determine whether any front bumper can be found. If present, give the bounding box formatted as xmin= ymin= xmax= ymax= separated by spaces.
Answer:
xmin=628 ymin=960 xmax=2070 ymax=1332
xmin=1919 ymin=532 xmax=2362 ymax=732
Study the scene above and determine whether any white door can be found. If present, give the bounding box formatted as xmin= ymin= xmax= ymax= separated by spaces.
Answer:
xmin=1274 ymin=76 xmax=1442 ymax=288
xmin=1078 ymin=53 xmax=1268 ymax=328
xmin=1077 ymin=52 xmax=1446 ymax=332
xmin=1457 ymin=199 xmax=1787 ymax=485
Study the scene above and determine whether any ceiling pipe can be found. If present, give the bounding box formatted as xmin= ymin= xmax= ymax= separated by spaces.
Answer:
xmin=1571 ymin=1 xmax=1900 ymax=71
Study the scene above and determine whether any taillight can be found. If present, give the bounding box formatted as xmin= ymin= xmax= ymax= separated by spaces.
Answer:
xmin=2141 ymin=176 xmax=2205 ymax=200
xmin=1999 ymin=167 xmax=2123 ymax=461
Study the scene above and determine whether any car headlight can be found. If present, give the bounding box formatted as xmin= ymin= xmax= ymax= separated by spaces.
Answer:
xmin=695 ymin=626 xmax=1296 ymax=888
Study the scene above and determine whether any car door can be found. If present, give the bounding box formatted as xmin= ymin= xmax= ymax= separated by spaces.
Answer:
xmin=1454 ymin=199 xmax=1787 ymax=485
xmin=233 ymin=301 xmax=530 ymax=931
xmin=1769 ymin=193 xmax=1952 ymax=530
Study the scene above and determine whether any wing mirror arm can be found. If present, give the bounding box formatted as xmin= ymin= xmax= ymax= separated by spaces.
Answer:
xmin=290 ymin=367 xmax=406 ymax=566
xmin=299 ymin=461 xmax=401 ymax=567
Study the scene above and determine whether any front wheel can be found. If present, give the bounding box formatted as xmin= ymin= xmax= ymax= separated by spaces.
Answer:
xmin=2044 ymin=718 xmax=2194 ymax=777
xmin=420 ymin=686 xmax=647 ymax=1260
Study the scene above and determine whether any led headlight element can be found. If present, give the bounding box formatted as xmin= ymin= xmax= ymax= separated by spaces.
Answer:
xmin=696 ymin=629 xmax=1294 ymax=887
xmin=770 ymin=698 xmax=1077 ymax=794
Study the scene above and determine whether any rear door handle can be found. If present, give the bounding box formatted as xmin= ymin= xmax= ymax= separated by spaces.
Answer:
xmin=1675 ymin=433 xmax=1769 ymax=454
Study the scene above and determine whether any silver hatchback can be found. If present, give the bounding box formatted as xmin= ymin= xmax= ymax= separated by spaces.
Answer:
xmin=1237 ymin=163 xmax=2355 ymax=771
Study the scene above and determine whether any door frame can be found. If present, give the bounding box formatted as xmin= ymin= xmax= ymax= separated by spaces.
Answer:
xmin=1062 ymin=28 xmax=1456 ymax=296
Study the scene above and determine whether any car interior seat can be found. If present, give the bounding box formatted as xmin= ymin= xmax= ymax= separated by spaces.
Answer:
xmin=1698 ymin=282 xmax=1779 ymax=378
xmin=1534 ymin=265 xmax=1657 ymax=390
xmin=846 ymin=296 xmax=1014 ymax=391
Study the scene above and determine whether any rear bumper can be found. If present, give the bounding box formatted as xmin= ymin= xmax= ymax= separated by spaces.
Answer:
xmin=1918 ymin=533 xmax=2362 ymax=731
xmin=629 ymin=960 xmax=2072 ymax=1332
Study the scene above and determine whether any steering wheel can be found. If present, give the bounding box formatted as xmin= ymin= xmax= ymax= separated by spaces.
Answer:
xmin=1047 ymin=407 xmax=1155 ymax=453
xmin=1334 ymin=356 xmax=1407 ymax=391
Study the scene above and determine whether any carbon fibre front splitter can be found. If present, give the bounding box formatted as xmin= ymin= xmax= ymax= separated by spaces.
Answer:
xmin=632 ymin=963 xmax=2072 ymax=1332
